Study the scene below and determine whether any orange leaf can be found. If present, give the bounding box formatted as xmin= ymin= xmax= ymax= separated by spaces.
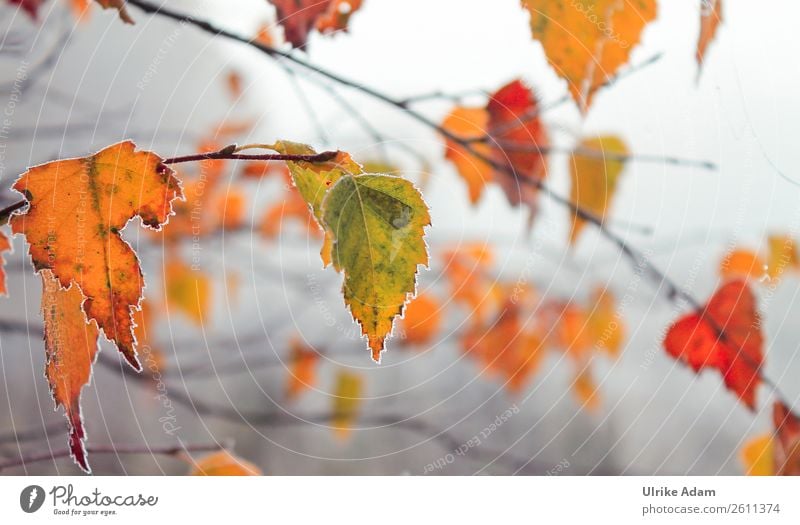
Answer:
xmin=286 ymin=339 xmax=318 ymax=400
xmin=740 ymin=433 xmax=774 ymax=476
xmin=462 ymin=298 xmax=546 ymax=393
xmin=486 ymin=80 xmax=548 ymax=223
xmin=441 ymin=107 xmax=493 ymax=203
xmin=11 ymin=141 xmax=182 ymax=370
xmin=215 ymin=188 xmax=247 ymax=229
xmin=552 ymin=302 xmax=592 ymax=360
xmin=270 ymin=0 xmax=364 ymax=48
xmin=133 ymin=300 xmax=165 ymax=372
xmin=573 ymin=366 xmax=601 ymax=412
xmin=190 ymin=450 xmax=261 ymax=476
xmin=696 ymin=0 xmax=723 ymax=71
xmin=69 ymin=0 xmax=91 ymax=21
xmin=196 ymin=140 xmax=226 ymax=187
xmin=316 ymin=0 xmax=363 ymax=34
xmin=254 ymin=23 xmax=276 ymax=47
xmin=663 ymin=280 xmax=763 ymax=410
xmin=522 ymin=0 xmax=657 ymax=112
xmin=773 ymin=401 xmax=800 ymax=475
xmin=399 ymin=293 xmax=442 ymax=347
xmin=95 ymin=0 xmax=134 ymax=24
xmin=441 ymin=243 xmax=500 ymax=326
xmin=260 ymin=190 xmax=319 ymax=239
xmin=41 ymin=269 xmax=100 ymax=473
xmin=226 ymin=71 xmax=243 ymax=101
xmin=719 ymin=249 xmax=767 ymax=281
xmin=0 ymin=230 xmax=11 ymax=296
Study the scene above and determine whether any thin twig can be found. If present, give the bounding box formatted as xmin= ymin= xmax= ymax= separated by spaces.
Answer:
xmin=0 ymin=442 xmax=224 ymax=471
xmin=0 ymin=200 xmax=26 ymax=223
xmin=161 ymin=146 xmax=338 ymax=165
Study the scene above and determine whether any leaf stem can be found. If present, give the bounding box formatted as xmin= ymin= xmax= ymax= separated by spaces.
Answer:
xmin=0 ymin=200 xmax=26 ymax=223
xmin=161 ymin=146 xmax=338 ymax=165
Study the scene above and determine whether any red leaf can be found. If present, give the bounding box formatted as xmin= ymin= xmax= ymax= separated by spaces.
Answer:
xmin=663 ymin=280 xmax=763 ymax=410
xmin=7 ymin=0 xmax=46 ymax=19
xmin=486 ymin=80 xmax=548 ymax=224
xmin=269 ymin=0 xmax=363 ymax=48
xmin=773 ymin=401 xmax=800 ymax=475
xmin=0 ymin=230 xmax=10 ymax=295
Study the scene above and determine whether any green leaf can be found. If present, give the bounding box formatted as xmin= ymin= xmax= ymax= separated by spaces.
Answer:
xmin=322 ymin=173 xmax=430 ymax=361
xmin=275 ymin=142 xmax=431 ymax=361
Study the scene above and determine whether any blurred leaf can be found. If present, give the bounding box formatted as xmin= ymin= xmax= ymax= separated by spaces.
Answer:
xmin=664 ymin=280 xmax=763 ymax=410
xmin=767 ymin=234 xmax=800 ymax=280
xmin=521 ymin=0 xmax=657 ymax=112
xmin=0 ymin=230 xmax=10 ymax=296
xmin=568 ymin=136 xmax=627 ymax=244
xmin=190 ymin=450 xmax=262 ymax=476
xmin=740 ymin=433 xmax=774 ymax=476
xmin=399 ymin=293 xmax=442 ymax=347
xmin=269 ymin=0 xmax=364 ymax=48
xmin=441 ymin=107 xmax=493 ymax=203
xmin=573 ymin=367 xmax=601 ymax=412
xmin=165 ymin=259 xmax=212 ymax=326
xmin=286 ymin=339 xmax=318 ymax=401
xmin=720 ymin=249 xmax=767 ymax=281
xmin=773 ymin=401 xmax=800 ymax=475
xmin=697 ymin=0 xmax=723 ymax=72
xmin=486 ymin=80 xmax=548 ymax=225
xmin=331 ymin=371 xmax=363 ymax=439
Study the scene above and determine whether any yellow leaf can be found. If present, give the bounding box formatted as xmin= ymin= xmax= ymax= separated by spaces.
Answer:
xmin=165 ymin=259 xmax=211 ymax=326
xmin=522 ymin=0 xmax=657 ymax=112
xmin=190 ymin=450 xmax=261 ymax=476
xmin=11 ymin=141 xmax=182 ymax=370
xmin=331 ymin=371 xmax=363 ymax=439
xmin=323 ymin=173 xmax=431 ymax=361
xmin=767 ymin=234 xmax=800 ymax=280
xmin=586 ymin=288 xmax=624 ymax=356
xmin=740 ymin=434 xmax=774 ymax=476
xmin=568 ymin=135 xmax=628 ymax=244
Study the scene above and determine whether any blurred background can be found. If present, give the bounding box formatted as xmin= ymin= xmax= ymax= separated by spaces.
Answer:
xmin=0 ymin=0 xmax=799 ymax=475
